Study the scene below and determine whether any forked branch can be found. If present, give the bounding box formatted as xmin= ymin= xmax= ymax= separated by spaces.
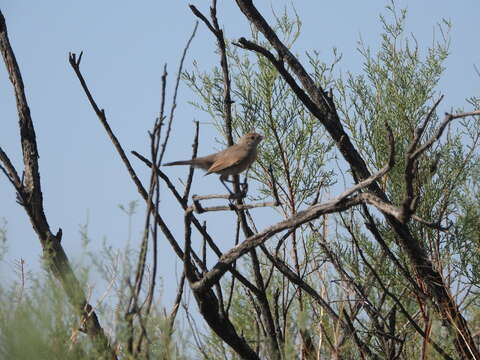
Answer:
xmin=0 ymin=10 xmax=116 ymax=359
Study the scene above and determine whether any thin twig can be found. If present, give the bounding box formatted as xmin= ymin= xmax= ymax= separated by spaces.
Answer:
xmin=183 ymin=121 xmax=200 ymax=201
xmin=268 ymin=164 xmax=281 ymax=206
xmin=0 ymin=148 xmax=22 ymax=189
xmin=158 ymin=22 xmax=199 ymax=164
xmin=131 ymin=150 xmax=262 ymax=295
xmin=260 ymin=244 xmax=377 ymax=358
xmin=412 ymin=110 xmax=480 ymax=161
xmin=168 ymin=270 xmax=186 ymax=332
xmin=189 ymin=3 xmax=234 ymax=145
xmin=349 ymin=225 xmax=453 ymax=360
xmin=226 ymin=218 xmax=241 ymax=316
xmin=69 ymin=51 xmax=185 ymax=259
xmin=187 ymin=200 xmax=280 ymax=214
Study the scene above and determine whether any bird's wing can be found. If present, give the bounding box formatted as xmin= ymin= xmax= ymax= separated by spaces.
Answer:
xmin=205 ymin=146 xmax=246 ymax=175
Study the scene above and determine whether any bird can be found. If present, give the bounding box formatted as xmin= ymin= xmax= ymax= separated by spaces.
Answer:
xmin=163 ymin=132 xmax=263 ymax=193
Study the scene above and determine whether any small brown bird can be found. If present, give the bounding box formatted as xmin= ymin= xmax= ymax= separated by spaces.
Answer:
xmin=164 ymin=132 xmax=263 ymax=193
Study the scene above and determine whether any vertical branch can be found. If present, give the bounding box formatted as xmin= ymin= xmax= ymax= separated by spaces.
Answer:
xmin=189 ymin=2 xmax=233 ymax=145
xmin=249 ymin=248 xmax=282 ymax=359
xmin=133 ymin=67 xmax=171 ymax=355
xmin=158 ymin=22 xmax=199 ymax=164
xmin=0 ymin=12 xmax=41 ymax=199
xmin=226 ymin=218 xmax=241 ymax=316
xmin=183 ymin=121 xmax=200 ymax=201
xmin=69 ymin=51 xmax=186 ymax=261
xmin=210 ymin=0 xmax=234 ymax=146
xmin=168 ymin=270 xmax=186 ymax=332
xmin=190 ymin=4 xmax=282 ymax=358
xmin=144 ymin=68 xmax=169 ymax=317
xmin=183 ymin=210 xmax=261 ymax=360
xmin=0 ymin=10 xmax=116 ymax=359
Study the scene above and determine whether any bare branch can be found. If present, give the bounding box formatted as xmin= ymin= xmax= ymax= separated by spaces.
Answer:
xmin=69 ymin=51 xmax=185 ymax=260
xmin=339 ymin=127 xmax=395 ymax=200
xmin=190 ymin=3 xmax=234 ymax=145
xmin=0 ymin=10 xmax=116 ymax=358
xmin=183 ymin=212 xmax=260 ymax=359
xmin=411 ymin=215 xmax=452 ymax=231
xmin=191 ymin=193 xmax=247 ymax=201
xmin=158 ymin=22 xmax=198 ymax=164
xmin=260 ymin=244 xmax=377 ymax=358
xmin=168 ymin=270 xmax=186 ymax=332
xmin=189 ymin=4 xmax=216 ymax=34
xmin=267 ymin=164 xmax=281 ymax=206
xmin=413 ymin=109 xmax=480 ymax=161
xmin=187 ymin=199 xmax=280 ymax=214
xmin=349 ymin=226 xmax=453 ymax=360
xmin=409 ymin=95 xmax=444 ymax=153
xmin=183 ymin=121 xmax=200 ymax=201
xmin=0 ymin=147 xmax=22 ymax=190
xmin=226 ymin=219 xmax=241 ymax=316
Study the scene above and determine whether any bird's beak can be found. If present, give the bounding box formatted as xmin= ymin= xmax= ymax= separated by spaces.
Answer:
xmin=259 ymin=134 xmax=264 ymax=141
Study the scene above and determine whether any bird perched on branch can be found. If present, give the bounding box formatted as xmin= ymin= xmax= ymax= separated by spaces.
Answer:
xmin=163 ymin=132 xmax=263 ymax=193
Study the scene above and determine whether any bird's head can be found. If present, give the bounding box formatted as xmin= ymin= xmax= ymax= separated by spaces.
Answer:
xmin=238 ymin=132 xmax=264 ymax=148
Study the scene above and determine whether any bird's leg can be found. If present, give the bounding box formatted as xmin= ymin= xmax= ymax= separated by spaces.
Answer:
xmin=222 ymin=177 xmax=235 ymax=184
xmin=241 ymin=169 xmax=250 ymax=195
xmin=224 ymin=172 xmax=249 ymax=197
xmin=220 ymin=175 xmax=248 ymax=200
xmin=220 ymin=175 xmax=234 ymax=197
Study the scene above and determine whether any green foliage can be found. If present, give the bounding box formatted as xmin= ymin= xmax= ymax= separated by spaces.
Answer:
xmin=185 ymin=2 xmax=480 ymax=358
xmin=2 ymin=2 xmax=478 ymax=359
xmin=0 ymin=218 xmax=7 ymax=262
xmin=184 ymin=11 xmax=340 ymax=356
xmin=184 ymin=10 xmax=336 ymax=212
xmin=337 ymin=6 xmax=451 ymax=200
xmin=333 ymin=2 xmax=480 ymax=356
xmin=0 ymin=209 xmax=188 ymax=360
xmin=452 ymin=96 xmax=480 ymax=286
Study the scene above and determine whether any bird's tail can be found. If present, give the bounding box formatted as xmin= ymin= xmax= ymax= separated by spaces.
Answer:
xmin=163 ymin=160 xmax=194 ymax=166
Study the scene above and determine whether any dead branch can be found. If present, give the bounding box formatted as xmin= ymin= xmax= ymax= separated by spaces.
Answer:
xmin=131 ymin=150 xmax=261 ymax=294
xmin=0 ymin=10 xmax=116 ymax=359
xmin=189 ymin=4 xmax=283 ymax=356
xmin=183 ymin=121 xmax=200 ymax=201
xmin=401 ymin=100 xmax=480 ymax=224
xmin=192 ymin=193 xmax=246 ymax=201
xmin=158 ymin=22 xmax=199 ymax=164
xmin=189 ymin=2 xmax=234 ymax=145
xmin=168 ymin=270 xmax=186 ymax=333
xmin=187 ymin=198 xmax=280 ymax=214
xmin=183 ymin=211 xmax=261 ymax=359
xmin=68 ymin=51 xmax=187 ymax=261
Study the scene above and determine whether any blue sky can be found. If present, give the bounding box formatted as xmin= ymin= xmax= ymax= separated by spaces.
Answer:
xmin=0 ymin=1 xmax=478 ymax=306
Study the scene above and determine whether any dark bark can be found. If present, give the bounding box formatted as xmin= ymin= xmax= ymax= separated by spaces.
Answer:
xmin=0 ymin=10 xmax=116 ymax=360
